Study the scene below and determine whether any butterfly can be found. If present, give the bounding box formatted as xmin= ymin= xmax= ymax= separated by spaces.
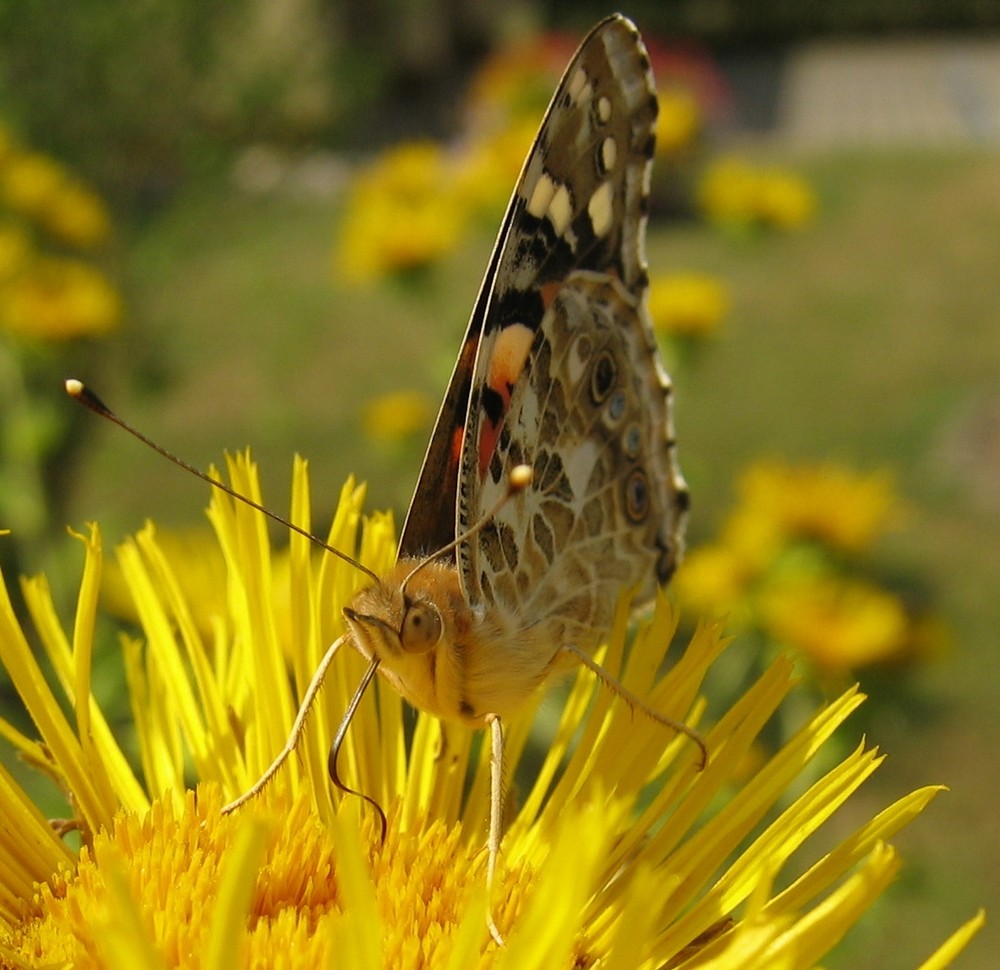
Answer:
xmin=67 ymin=11 xmax=706 ymax=946
xmin=333 ymin=13 xmax=704 ymax=938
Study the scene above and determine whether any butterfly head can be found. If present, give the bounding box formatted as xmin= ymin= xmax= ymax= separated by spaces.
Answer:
xmin=343 ymin=560 xmax=477 ymax=720
xmin=345 ymin=576 xmax=445 ymax=659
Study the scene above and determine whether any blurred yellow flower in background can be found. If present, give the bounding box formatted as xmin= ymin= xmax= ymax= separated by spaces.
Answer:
xmin=754 ymin=166 xmax=818 ymax=230
xmin=648 ymin=272 xmax=728 ymax=339
xmin=0 ymin=456 xmax=982 ymax=966
xmin=335 ymin=142 xmax=465 ymax=284
xmin=737 ymin=461 xmax=901 ymax=554
xmin=1 ymin=150 xmax=64 ymax=218
xmin=758 ymin=575 xmax=910 ymax=674
xmin=454 ymin=120 xmax=538 ymax=222
xmin=1 ymin=149 xmax=112 ymax=248
xmin=676 ymin=460 xmax=936 ymax=678
xmin=656 ymin=88 xmax=701 ymax=156
xmin=0 ymin=124 xmax=120 ymax=341
xmin=0 ymin=221 xmax=31 ymax=281
xmin=362 ymin=389 xmax=434 ymax=443
xmin=335 ymin=34 xmax=571 ymax=286
xmin=699 ymin=156 xmax=817 ymax=231
xmin=1 ymin=256 xmax=121 ymax=339
xmin=40 ymin=179 xmax=113 ymax=248
xmin=673 ymin=543 xmax=752 ymax=621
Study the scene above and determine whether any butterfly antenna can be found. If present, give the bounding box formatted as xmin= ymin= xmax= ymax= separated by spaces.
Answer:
xmin=399 ymin=463 xmax=533 ymax=595
xmin=328 ymin=655 xmax=388 ymax=843
xmin=65 ymin=379 xmax=379 ymax=584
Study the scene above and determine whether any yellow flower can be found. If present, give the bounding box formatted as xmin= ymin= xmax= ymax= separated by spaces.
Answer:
xmin=0 ymin=221 xmax=31 ymax=282
xmin=656 ymin=88 xmax=700 ymax=156
xmin=335 ymin=142 xmax=465 ymax=284
xmin=718 ymin=504 xmax=788 ymax=576
xmin=464 ymin=35 xmax=566 ymax=128
xmin=362 ymin=389 xmax=434 ymax=443
xmin=736 ymin=460 xmax=901 ymax=554
xmin=674 ymin=542 xmax=752 ymax=619
xmin=698 ymin=156 xmax=817 ymax=231
xmin=0 ymin=456 xmax=982 ymax=966
xmin=648 ymin=272 xmax=728 ymax=339
xmin=758 ymin=575 xmax=911 ymax=674
xmin=99 ymin=526 xmax=229 ymax=642
xmin=698 ymin=156 xmax=758 ymax=225
xmin=41 ymin=180 xmax=113 ymax=248
xmin=755 ymin=168 xmax=816 ymax=230
xmin=454 ymin=120 xmax=538 ymax=223
xmin=1 ymin=146 xmax=112 ymax=248
xmin=1 ymin=256 xmax=121 ymax=339
xmin=1 ymin=150 xmax=65 ymax=218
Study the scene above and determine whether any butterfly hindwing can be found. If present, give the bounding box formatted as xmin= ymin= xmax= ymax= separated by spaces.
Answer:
xmin=465 ymin=268 xmax=689 ymax=650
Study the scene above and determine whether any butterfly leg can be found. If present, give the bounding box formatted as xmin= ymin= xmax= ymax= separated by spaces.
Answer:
xmin=485 ymin=713 xmax=506 ymax=946
xmin=222 ymin=633 xmax=351 ymax=814
xmin=559 ymin=643 xmax=708 ymax=769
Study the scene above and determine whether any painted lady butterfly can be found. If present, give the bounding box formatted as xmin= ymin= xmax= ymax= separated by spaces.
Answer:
xmin=69 ymin=12 xmax=705 ymax=946
xmin=336 ymin=13 xmax=705 ymax=938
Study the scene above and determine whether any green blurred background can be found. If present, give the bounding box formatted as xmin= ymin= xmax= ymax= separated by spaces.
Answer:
xmin=1 ymin=1 xmax=998 ymax=966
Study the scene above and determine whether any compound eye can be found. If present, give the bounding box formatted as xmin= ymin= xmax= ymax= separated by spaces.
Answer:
xmin=400 ymin=601 xmax=442 ymax=654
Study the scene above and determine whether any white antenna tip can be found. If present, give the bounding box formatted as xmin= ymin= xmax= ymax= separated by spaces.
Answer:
xmin=65 ymin=378 xmax=84 ymax=397
xmin=509 ymin=464 xmax=533 ymax=492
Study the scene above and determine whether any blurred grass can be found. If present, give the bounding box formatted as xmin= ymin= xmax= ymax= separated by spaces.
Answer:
xmin=63 ymin=148 xmax=999 ymax=967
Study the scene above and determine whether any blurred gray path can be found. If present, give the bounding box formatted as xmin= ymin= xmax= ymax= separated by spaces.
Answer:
xmin=773 ymin=39 xmax=1000 ymax=146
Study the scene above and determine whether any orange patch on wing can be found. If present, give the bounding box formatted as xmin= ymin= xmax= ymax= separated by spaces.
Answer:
xmin=478 ymin=323 xmax=535 ymax=476
xmin=478 ymin=423 xmax=501 ymax=477
xmin=450 ymin=424 xmax=464 ymax=470
xmin=488 ymin=323 xmax=535 ymax=391
xmin=540 ymin=280 xmax=562 ymax=309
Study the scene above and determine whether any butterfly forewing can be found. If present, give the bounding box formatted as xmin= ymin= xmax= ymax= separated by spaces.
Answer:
xmin=447 ymin=16 xmax=688 ymax=640
xmin=399 ymin=14 xmax=663 ymax=562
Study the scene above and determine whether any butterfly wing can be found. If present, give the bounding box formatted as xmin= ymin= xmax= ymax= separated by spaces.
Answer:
xmin=398 ymin=14 xmax=656 ymax=561
xmin=468 ymin=271 xmax=688 ymax=650
xmin=456 ymin=16 xmax=689 ymax=644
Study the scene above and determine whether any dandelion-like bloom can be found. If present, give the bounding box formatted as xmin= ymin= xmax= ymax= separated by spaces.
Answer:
xmin=1 ymin=149 xmax=111 ymax=248
xmin=0 ymin=256 xmax=121 ymax=339
xmin=362 ymin=389 xmax=435 ymax=443
xmin=0 ymin=457 xmax=982 ymax=966
xmin=698 ymin=156 xmax=817 ymax=232
xmin=734 ymin=461 xmax=901 ymax=554
xmin=675 ymin=460 xmax=938 ymax=675
xmin=648 ymin=272 xmax=728 ymax=340
xmin=758 ymin=575 xmax=911 ymax=673
xmin=1 ymin=151 xmax=65 ymax=218
xmin=335 ymin=143 xmax=465 ymax=284
xmin=655 ymin=89 xmax=700 ymax=157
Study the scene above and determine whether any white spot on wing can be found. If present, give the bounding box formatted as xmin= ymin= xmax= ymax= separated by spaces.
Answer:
xmin=548 ymin=183 xmax=573 ymax=237
xmin=565 ymin=440 xmax=600 ymax=500
xmin=601 ymin=136 xmax=617 ymax=173
xmin=526 ymin=172 xmax=557 ymax=219
xmin=568 ymin=68 xmax=591 ymax=103
xmin=587 ymin=181 xmax=614 ymax=238
xmin=640 ymin=159 xmax=652 ymax=197
xmin=597 ymin=96 xmax=612 ymax=123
